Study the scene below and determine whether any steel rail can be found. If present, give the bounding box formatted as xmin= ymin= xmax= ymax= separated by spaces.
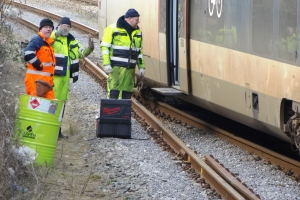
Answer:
xmin=9 ymin=1 xmax=99 ymax=37
xmin=18 ymin=16 xmax=259 ymax=199
xmin=205 ymin=154 xmax=260 ymax=200
xmin=18 ymin=18 xmax=38 ymax=32
xmin=133 ymin=93 xmax=262 ymax=199
xmin=142 ymin=99 xmax=300 ymax=178
xmin=129 ymin=98 xmax=246 ymax=199
xmin=81 ymin=60 xmax=251 ymax=199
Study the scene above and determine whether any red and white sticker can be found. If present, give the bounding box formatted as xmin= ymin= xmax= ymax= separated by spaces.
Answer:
xmin=27 ymin=97 xmax=57 ymax=114
xmin=29 ymin=98 xmax=40 ymax=109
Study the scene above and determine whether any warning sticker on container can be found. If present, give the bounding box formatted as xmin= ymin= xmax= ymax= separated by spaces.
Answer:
xmin=28 ymin=97 xmax=58 ymax=114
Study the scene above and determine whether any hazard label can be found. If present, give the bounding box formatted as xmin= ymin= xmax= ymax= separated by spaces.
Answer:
xmin=30 ymin=98 xmax=40 ymax=109
xmin=27 ymin=97 xmax=57 ymax=114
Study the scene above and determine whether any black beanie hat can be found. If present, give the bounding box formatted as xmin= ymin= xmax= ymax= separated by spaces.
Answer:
xmin=124 ymin=8 xmax=140 ymax=18
xmin=58 ymin=17 xmax=72 ymax=27
xmin=39 ymin=18 xmax=54 ymax=30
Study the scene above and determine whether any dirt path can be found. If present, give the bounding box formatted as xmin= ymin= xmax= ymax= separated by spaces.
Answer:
xmin=35 ymin=88 xmax=116 ymax=199
xmin=39 ymin=135 xmax=109 ymax=199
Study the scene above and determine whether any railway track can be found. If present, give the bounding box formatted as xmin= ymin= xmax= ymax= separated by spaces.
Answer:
xmin=8 ymin=1 xmax=98 ymax=37
xmin=135 ymin=96 xmax=300 ymax=177
xmin=12 ymin=5 xmax=300 ymax=199
xmin=81 ymin=60 xmax=257 ymax=200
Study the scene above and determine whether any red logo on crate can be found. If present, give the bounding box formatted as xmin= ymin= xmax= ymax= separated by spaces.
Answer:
xmin=103 ymin=107 xmax=120 ymax=115
xmin=30 ymin=98 xmax=40 ymax=109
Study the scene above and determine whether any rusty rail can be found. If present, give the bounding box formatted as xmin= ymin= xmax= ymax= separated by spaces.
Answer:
xmin=205 ymin=155 xmax=261 ymax=200
xmin=139 ymin=99 xmax=300 ymax=178
xmin=10 ymin=1 xmax=98 ymax=37
xmin=81 ymin=59 xmax=248 ymax=199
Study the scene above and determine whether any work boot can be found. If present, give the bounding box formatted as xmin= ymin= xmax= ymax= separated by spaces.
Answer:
xmin=58 ymin=128 xmax=69 ymax=139
xmin=58 ymin=132 xmax=69 ymax=139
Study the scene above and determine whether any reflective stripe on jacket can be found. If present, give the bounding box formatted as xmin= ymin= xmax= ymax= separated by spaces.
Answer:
xmin=100 ymin=18 xmax=145 ymax=69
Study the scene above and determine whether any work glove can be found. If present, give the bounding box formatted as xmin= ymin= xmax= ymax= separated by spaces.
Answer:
xmin=56 ymin=28 xmax=63 ymax=37
xmin=103 ymin=65 xmax=112 ymax=74
xmin=138 ymin=68 xmax=145 ymax=76
xmin=88 ymin=38 xmax=94 ymax=52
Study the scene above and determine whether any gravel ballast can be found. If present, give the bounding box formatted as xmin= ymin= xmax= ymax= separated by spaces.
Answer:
xmin=5 ymin=1 xmax=300 ymax=199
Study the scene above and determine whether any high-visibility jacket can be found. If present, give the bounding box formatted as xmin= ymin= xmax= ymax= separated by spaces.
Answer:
xmin=24 ymin=32 xmax=55 ymax=99
xmin=50 ymin=31 xmax=91 ymax=101
xmin=100 ymin=17 xmax=145 ymax=69
xmin=101 ymin=16 xmax=145 ymax=99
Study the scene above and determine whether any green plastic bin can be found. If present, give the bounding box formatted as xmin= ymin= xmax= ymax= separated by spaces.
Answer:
xmin=15 ymin=94 xmax=64 ymax=166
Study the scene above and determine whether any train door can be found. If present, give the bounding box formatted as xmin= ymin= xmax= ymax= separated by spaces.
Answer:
xmin=167 ymin=0 xmax=190 ymax=94
xmin=153 ymin=0 xmax=189 ymax=96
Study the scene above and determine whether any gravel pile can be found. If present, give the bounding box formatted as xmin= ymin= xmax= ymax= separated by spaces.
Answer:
xmin=6 ymin=1 xmax=300 ymax=199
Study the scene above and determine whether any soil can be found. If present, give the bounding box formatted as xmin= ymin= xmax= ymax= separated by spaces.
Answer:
xmin=38 ymin=132 xmax=110 ymax=199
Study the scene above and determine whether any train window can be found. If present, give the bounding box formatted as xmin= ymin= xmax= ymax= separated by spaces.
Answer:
xmin=190 ymin=0 xmax=205 ymax=41
xmin=223 ymin=0 xmax=238 ymax=49
xmin=252 ymin=0 xmax=273 ymax=56
xmin=278 ymin=0 xmax=297 ymax=63
xmin=206 ymin=0 xmax=225 ymax=45
xmin=159 ymin=0 xmax=167 ymax=33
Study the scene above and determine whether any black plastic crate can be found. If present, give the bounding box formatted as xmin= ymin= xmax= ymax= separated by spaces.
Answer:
xmin=96 ymin=99 xmax=131 ymax=138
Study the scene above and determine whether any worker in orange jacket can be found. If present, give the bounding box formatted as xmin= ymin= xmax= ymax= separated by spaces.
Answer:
xmin=24 ymin=18 xmax=56 ymax=99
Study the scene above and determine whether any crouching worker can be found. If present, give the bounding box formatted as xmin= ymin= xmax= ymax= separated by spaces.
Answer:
xmin=24 ymin=18 xmax=56 ymax=99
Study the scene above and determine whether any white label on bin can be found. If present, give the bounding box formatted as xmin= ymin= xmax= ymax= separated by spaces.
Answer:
xmin=28 ymin=97 xmax=57 ymax=114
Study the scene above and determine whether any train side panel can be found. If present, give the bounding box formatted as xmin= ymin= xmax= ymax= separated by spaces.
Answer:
xmin=99 ymin=0 xmax=300 ymax=143
xmin=187 ymin=0 xmax=300 ymax=141
xmin=98 ymin=0 xmax=162 ymax=85
xmin=189 ymin=40 xmax=291 ymax=140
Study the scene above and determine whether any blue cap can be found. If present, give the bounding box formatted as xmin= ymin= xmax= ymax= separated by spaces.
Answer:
xmin=58 ymin=17 xmax=72 ymax=27
xmin=124 ymin=8 xmax=140 ymax=18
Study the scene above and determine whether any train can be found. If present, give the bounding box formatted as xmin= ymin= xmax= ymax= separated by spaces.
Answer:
xmin=98 ymin=0 xmax=300 ymax=150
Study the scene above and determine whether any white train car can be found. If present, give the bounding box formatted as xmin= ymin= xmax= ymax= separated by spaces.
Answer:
xmin=98 ymin=0 xmax=300 ymax=150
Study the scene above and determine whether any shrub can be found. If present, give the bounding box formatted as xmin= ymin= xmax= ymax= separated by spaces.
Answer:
xmin=0 ymin=1 xmax=39 ymax=199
